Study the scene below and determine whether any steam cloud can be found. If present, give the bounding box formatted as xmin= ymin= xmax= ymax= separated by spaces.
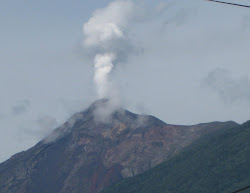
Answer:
xmin=93 ymin=53 xmax=115 ymax=97
xmin=83 ymin=0 xmax=136 ymax=99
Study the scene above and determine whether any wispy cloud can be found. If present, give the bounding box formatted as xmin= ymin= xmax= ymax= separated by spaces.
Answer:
xmin=11 ymin=100 xmax=30 ymax=116
xmin=203 ymin=68 xmax=250 ymax=104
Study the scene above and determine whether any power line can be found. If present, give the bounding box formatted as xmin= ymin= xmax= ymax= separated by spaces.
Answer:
xmin=231 ymin=185 xmax=250 ymax=193
xmin=207 ymin=0 xmax=250 ymax=8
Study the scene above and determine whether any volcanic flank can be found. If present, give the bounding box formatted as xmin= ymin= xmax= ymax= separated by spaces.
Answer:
xmin=0 ymin=99 xmax=238 ymax=193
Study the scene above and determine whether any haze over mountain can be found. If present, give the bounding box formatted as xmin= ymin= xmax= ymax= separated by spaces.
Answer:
xmin=0 ymin=99 xmax=238 ymax=193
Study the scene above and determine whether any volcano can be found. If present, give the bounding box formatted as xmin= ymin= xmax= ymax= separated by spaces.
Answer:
xmin=0 ymin=99 xmax=238 ymax=193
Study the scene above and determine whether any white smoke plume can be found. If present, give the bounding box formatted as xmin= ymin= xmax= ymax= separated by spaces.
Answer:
xmin=83 ymin=0 xmax=136 ymax=99
xmin=93 ymin=53 xmax=115 ymax=97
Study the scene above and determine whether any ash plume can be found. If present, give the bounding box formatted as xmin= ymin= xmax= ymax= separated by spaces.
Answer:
xmin=93 ymin=53 xmax=115 ymax=98
xmin=82 ymin=0 xmax=136 ymax=99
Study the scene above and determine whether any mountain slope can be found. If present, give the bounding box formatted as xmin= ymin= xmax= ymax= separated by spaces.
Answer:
xmin=101 ymin=121 xmax=250 ymax=193
xmin=0 ymin=99 xmax=238 ymax=193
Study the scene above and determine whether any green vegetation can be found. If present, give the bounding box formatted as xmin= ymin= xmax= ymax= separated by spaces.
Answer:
xmin=101 ymin=121 xmax=250 ymax=193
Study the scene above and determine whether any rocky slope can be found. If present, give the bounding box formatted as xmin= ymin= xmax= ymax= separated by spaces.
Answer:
xmin=101 ymin=121 xmax=250 ymax=193
xmin=0 ymin=99 xmax=238 ymax=193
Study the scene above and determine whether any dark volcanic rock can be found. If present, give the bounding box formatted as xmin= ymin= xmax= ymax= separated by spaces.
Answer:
xmin=0 ymin=99 xmax=238 ymax=193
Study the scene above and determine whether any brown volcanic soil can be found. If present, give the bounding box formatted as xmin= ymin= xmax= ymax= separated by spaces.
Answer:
xmin=0 ymin=99 xmax=238 ymax=193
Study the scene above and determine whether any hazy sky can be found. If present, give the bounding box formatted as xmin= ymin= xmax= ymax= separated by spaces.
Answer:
xmin=0 ymin=0 xmax=250 ymax=162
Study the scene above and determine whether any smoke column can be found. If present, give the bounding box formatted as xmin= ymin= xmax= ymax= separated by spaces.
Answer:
xmin=93 ymin=53 xmax=115 ymax=97
xmin=83 ymin=0 xmax=135 ymax=99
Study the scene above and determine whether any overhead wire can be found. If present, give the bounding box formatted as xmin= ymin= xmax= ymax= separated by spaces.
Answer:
xmin=207 ymin=0 xmax=250 ymax=8
xmin=231 ymin=185 xmax=250 ymax=193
